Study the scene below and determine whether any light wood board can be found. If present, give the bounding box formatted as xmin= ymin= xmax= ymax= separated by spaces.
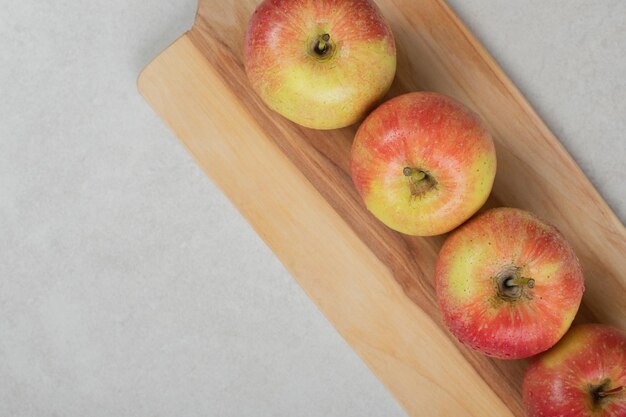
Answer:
xmin=138 ymin=1 xmax=626 ymax=415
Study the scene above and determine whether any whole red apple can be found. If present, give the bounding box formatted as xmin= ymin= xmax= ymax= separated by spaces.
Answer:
xmin=244 ymin=0 xmax=396 ymax=130
xmin=350 ymin=92 xmax=496 ymax=236
xmin=435 ymin=207 xmax=584 ymax=359
xmin=523 ymin=324 xmax=626 ymax=417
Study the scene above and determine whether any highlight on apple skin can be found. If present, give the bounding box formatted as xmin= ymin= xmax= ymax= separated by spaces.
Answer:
xmin=523 ymin=324 xmax=626 ymax=417
xmin=350 ymin=92 xmax=496 ymax=236
xmin=435 ymin=207 xmax=585 ymax=359
xmin=243 ymin=0 xmax=397 ymax=130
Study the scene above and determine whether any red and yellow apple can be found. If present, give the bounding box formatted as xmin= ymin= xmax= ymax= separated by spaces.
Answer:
xmin=350 ymin=92 xmax=496 ymax=236
xmin=244 ymin=0 xmax=396 ymax=130
xmin=435 ymin=207 xmax=584 ymax=359
xmin=523 ymin=324 xmax=626 ymax=417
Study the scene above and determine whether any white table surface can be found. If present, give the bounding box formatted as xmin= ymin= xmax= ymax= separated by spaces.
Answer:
xmin=1 ymin=1 xmax=624 ymax=416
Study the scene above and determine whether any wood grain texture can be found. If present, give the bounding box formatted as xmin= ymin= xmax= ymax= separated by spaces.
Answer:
xmin=138 ymin=1 xmax=626 ymax=415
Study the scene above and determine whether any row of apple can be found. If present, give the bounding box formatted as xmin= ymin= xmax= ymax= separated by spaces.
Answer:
xmin=243 ymin=0 xmax=625 ymax=415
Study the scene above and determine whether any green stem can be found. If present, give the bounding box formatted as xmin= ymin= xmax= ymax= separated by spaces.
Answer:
xmin=505 ymin=277 xmax=535 ymax=288
xmin=403 ymin=167 xmax=426 ymax=182
xmin=314 ymin=34 xmax=331 ymax=55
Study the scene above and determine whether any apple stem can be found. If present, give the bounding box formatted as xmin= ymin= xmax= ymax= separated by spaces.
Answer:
xmin=314 ymin=34 xmax=331 ymax=55
xmin=403 ymin=167 xmax=426 ymax=182
xmin=505 ymin=277 xmax=535 ymax=288
xmin=598 ymin=386 xmax=624 ymax=397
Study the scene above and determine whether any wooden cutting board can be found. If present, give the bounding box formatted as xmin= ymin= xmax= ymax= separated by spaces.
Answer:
xmin=138 ymin=1 xmax=626 ymax=415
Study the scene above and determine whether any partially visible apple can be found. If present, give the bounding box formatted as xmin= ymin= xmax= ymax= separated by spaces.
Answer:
xmin=244 ymin=0 xmax=396 ymax=130
xmin=350 ymin=92 xmax=496 ymax=236
xmin=435 ymin=207 xmax=584 ymax=359
xmin=523 ymin=324 xmax=626 ymax=417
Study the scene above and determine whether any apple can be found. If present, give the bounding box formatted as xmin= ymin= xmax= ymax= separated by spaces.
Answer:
xmin=435 ymin=207 xmax=584 ymax=359
xmin=523 ymin=324 xmax=626 ymax=417
xmin=350 ymin=92 xmax=496 ymax=236
xmin=243 ymin=0 xmax=396 ymax=130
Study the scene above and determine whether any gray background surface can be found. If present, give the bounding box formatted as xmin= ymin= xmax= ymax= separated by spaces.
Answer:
xmin=0 ymin=1 xmax=624 ymax=416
